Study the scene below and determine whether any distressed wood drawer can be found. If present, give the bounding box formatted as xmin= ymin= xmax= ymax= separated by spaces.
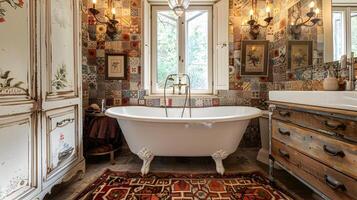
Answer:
xmin=272 ymin=107 xmax=357 ymax=143
xmin=272 ymin=139 xmax=357 ymax=200
xmin=272 ymin=119 xmax=357 ymax=180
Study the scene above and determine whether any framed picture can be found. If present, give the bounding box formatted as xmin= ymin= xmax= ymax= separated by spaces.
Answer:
xmin=288 ymin=40 xmax=313 ymax=71
xmin=105 ymin=53 xmax=128 ymax=80
xmin=241 ymin=40 xmax=269 ymax=76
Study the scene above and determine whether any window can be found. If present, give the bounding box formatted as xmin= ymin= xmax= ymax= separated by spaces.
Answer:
xmin=151 ymin=6 xmax=213 ymax=94
xmin=332 ymin=6 xmax=357 ymax=61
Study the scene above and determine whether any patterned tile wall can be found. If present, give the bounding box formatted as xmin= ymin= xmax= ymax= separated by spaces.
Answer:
xmin=82 ymin=0 xmax=144 ymax=108
xmin=81 ymin=0 xmax=334 ymax=147
xmin=270 ymin=0 xmax=325 ymax=81
xmin=82 ymin=0 xmax=332 ymax=108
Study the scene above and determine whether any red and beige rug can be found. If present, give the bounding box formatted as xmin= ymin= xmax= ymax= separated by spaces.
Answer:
xmin=76 ymin=169 xmax=292 ymax=200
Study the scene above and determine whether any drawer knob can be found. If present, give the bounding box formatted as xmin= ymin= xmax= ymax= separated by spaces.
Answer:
xmin=325 ymin=175 xmax=346 ymax=191
xmin=323 ymin=145 xmax=345 ymax=158
xmin=278 ymin=149 xmax=290 ymax=159
xmin=278 ymin=111 xmax=290 ymax=117
xmin=324 ymin=120 xmax=346 ymax=131
xmin=278 ymin=128 xmax=291 ymax=136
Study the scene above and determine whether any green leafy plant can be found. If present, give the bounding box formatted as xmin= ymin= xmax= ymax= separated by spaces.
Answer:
xmin=0 ymin=69 xmax=26 ymax=93
xmin=52 ymin=64 xmax=68 ymax=91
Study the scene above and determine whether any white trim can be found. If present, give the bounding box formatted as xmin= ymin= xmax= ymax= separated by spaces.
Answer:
xmin=333 ymin=0 xmax=357 ymax=6
xmin=333 ymin=3 xmax=357 ymax=6
xmin=142 ymin=0 xmax=151 ymax=90
xmin=323 ymin=0 xmax=333 ymax=62
xmin=332 ymin=5 xmax=357 ymax=60
xmin=213 ymin=0 xmax=229 ymax=92
xmin=332 ymin=7 xmax=347 ymax=60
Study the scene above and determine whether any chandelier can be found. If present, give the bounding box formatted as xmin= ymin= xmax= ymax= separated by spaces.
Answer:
xmin=168 ymin=0 xmax=190 ymax=17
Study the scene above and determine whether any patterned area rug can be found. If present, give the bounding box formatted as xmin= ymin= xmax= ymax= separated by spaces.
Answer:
xmin=75 ymin=169 xmax=292 ymax=200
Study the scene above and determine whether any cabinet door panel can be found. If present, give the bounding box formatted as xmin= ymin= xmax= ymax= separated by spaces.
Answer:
xmin=0 ymin=113 xmax=37 ymax=200
xmin=0 ymin=1 xmax=35 ymax=101
xmin=45 ymin=0 xmax=78 ymax=98
xmin=44 ymin=106 xmax=79 ymax=181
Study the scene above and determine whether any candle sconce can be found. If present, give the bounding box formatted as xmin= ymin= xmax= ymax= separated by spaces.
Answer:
xmin=88 ymin=0 xmax=119 ymax=40
xmin=289 ymin=1 xmax=321 ymax=40
xmin=245 ymin=0 xmax=273 ymax=40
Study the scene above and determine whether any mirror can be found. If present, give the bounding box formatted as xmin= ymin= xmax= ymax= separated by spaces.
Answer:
xmin=230 ymin=0 xmax=357 ymax=83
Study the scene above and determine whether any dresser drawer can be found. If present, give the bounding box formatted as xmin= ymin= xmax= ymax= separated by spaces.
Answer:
xmin=272 ymin=139 xmax=357 ymax=200
xmin=272 ymin=120 xmax=357 ymax=179
xmin=272 ymin=107 xmax=357 ymax=142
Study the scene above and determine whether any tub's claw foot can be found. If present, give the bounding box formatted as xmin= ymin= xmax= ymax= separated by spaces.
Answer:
xmin=212 ymin=150 xmax=228 ymax=175
xmin=138 ymin=148 xmax=154 ymax=175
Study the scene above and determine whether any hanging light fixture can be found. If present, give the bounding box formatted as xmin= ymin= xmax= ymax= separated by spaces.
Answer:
xmin=168 ymin=0 xmax=190 ymax=17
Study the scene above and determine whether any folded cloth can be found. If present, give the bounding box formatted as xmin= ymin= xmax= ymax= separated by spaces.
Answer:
xmin=89 ymin=117 xmax=119 ymax=140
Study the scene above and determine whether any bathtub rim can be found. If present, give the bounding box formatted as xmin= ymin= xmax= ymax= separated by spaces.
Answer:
xmin=105 ymin=106 xmax=262 ymax=123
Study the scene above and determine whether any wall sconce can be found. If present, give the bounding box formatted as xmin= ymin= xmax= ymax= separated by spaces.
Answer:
xmin=245 ymin=0 xmax=273 ymax=40
xmin=88 ymin=0 xmax=119 ymax=40
xmin=289 ymin=1 xmax=321 ymax=40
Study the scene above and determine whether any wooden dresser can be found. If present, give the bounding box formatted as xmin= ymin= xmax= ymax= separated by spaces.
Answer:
xmin=269 ymin=101 xmax=357 ymax=200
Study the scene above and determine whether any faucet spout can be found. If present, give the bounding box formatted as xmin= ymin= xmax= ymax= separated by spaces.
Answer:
xmin=163 ymin=74 xmax=192 ymax=118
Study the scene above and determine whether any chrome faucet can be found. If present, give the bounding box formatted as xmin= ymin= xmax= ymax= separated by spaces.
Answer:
xmin=173 ymin=76 xmax=187 ymax=95
xmin=163 ymin=74 xmax=192 ymax=118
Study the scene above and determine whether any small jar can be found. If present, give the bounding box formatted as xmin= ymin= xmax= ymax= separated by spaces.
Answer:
xmin=323 ymin=70 xmax=339 ymax=91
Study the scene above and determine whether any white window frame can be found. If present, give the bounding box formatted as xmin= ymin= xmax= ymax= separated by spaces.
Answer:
xmin=141 ymin=0 xmax=229 ymax=96
xmin=332 ymin=6 xmax=357 ymax=60
xmin=151 ymin=5 xmax=213 ymax=94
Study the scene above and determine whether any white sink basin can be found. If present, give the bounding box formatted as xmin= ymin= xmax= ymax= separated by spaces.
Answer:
xmin=269 ymin=91 xmax=357 ymax=111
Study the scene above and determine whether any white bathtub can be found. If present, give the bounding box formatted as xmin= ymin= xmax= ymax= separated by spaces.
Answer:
xmin=105 ymin=106 xmax=262 ymax=175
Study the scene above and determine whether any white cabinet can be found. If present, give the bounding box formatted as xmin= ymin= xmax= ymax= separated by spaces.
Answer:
xmin=0 ymin=113 xmax=39 ymax=200
xmin=0 ymin=0 xmax=84 ymax=199
xmin=41 ymin=106 xmax=81 ymax=189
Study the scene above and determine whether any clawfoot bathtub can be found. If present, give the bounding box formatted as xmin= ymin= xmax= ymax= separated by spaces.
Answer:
xmin=106 ymin=106 xmax=262 ymax=175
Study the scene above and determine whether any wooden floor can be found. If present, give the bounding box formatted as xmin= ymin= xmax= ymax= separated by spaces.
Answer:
xmin=46 ymin=148 xmax=315 ymax=200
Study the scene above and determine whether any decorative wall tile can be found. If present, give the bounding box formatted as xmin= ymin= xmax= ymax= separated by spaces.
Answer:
xmin=138 ymin=99 xmax=146 ymax=105
xmin=82 ymin=0 xmax=333 ymax=148
xmin=130 ymin=66 xmax=139 ymax=74
xmin=194 ymin=98 xmax=204 ymax=107
xmin=96 ymin=49 xmax=105 ymax=58
xmin=129 ymin=98 xmax=139 ymax=105
xmin=113 ymin=98 xmax=122 ymax=106
xmin=88 ymin=41 xmax=97 ymax=49
xmin=138 ymin=90 xmax=146 ymax=99
xmin=212 ymin=98 xmax=220 ymax=106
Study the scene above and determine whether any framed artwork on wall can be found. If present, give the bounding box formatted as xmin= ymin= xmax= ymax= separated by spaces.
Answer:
xmin=105 ymin=53 xmax=127 ymax=80
xmin=288 ymin=40 xmax=313 ymax=71
xmin=241 ymin=40 xmax=269 ymax=76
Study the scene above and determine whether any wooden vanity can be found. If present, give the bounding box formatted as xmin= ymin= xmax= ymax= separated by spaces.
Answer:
xmin=269 ymin=91 xmax=357 ymax=200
